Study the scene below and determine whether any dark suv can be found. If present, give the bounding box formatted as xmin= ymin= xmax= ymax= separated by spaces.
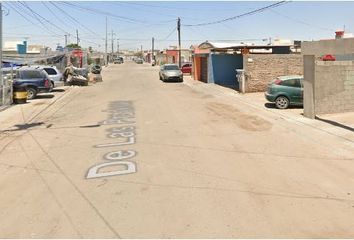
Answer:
xmin=13 ymin=68 xmax=51 ymax=99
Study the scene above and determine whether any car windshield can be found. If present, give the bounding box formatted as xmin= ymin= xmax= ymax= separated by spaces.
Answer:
xmin=164 ymin=65 xmax=179 ymax=70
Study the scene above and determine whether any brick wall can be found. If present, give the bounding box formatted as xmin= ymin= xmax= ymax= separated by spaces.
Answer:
xmin=243 ymin=54 xmax=303 ymax=92
xmin=314 ymin=61 xmax=354 ymax=114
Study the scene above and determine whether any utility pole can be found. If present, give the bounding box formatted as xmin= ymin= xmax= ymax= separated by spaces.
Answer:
xmin=76 ymin=29 xmax=79 ymax=46
xmin=151 ymin=37 xmax=154 ymax=64
xmin=105 ymin=17 xmax=108 ymax=66
xmin=64 ymin=34 xmax=68 ymax=47
xmin=111 ymin=30 xmax=115 ymax=56
xmin=24 ymin=37 xmax=29 ymax=65
xmin=117 ymin=38 xmax=119 ymax=56
xmin=177 ymin=17 xmax=181 ymax=68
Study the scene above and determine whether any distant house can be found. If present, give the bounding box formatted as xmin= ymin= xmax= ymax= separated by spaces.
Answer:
xmin=3 ymin=41 xmax=27 ymax=54
xmin=155 ymin=50 xmax=166 ymax=65
xmin=165 ymin=49 xmax=191 ymax=64
xmin=3 ymin=41 xmax=51 ymax=55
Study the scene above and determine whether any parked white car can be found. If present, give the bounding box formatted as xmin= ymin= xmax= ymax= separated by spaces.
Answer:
xmin=31 ymin=65 xmax=63 ymax=90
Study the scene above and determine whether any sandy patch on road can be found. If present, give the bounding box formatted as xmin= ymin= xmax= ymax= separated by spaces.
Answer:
xmin=206 ymin=102 xmax=273 ymax=131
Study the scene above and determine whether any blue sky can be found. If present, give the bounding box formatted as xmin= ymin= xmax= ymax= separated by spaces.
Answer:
xmin=3 ymin=1 xmax=354 ymax=52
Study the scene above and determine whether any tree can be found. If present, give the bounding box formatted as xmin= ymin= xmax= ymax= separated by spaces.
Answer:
xmin=134 ymin=52 xmax=143 ymax=58
xmin=66 ymin=43 xmax=81 ymax=49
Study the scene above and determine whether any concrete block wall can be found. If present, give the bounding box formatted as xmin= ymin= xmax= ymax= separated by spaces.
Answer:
xmin=243 ymin=54 xmax=303 ymax=92
xmin=314 ymin=61 xmax=354 ymax=114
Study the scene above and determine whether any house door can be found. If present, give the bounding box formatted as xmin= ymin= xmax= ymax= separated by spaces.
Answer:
xmin=200 ymin=57 xmax=208 ymax=83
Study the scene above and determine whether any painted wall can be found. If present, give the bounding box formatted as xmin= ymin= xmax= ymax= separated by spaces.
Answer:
xmin=166 ymin=50 xmax=178 ymax=64
xmin=193 ymin=56 xmax=201 ymax=80
xmin=209 ymin=54 xmax=243 ymax=87
xmin=166 ymin=49 xmax=191 ymax=64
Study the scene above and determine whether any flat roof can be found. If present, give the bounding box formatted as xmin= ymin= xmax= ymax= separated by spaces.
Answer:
xmin=198 ymin=41 xmax=293 ymax=50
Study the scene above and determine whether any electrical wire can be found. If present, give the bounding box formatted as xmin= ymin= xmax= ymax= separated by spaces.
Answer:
xmin=18 ymin=1 xmax=70 ymax=35
xmin=5 ymin=2 xmax=61 ymax=37
xmin=269 ymin=9 xmax=335 ymax=32
xmin=6 ymin=2 xmax=102 ymax=48
xmin=41 ymin=1 xmax=74 ymax=30
xmin=59 ymin=1 xmax=145 ymax=24
xmin=114 ymin=1 xmax=263 ymax=13
xmin=183 ymin=1 xmax=289 ymax=27
xmin=115 ymin=2 xmax=207 ymax=22
xmin=158 ymin=27 xmax=177 ymax=41
xmin=50 ymin=2 xmax=98 ymax=36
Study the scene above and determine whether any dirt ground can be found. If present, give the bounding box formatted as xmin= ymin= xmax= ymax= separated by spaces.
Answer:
xmin=0 ymin=61 xmax=353 ymax=238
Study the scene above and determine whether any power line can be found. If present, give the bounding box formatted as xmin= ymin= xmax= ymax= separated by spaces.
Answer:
xmin=115 ymin=1 xmax=265 ymax=13
xmin=115 ymin=2 xmax=206 ymax=22
xmin=18 ymin=1 xmax=70 ymax=35
xmin=269 ymin=9 xmax=335 ymax=32
xmin=159 ymin=27 xmax=177 ymax=41
xmin=80 ymin=39 xmax=101 ymax=47
xmin=41 ymin=1 xmax=73 ymax=30
xmin=5 ymin=2 xmax=61 ymax=37
xmin=4 ymin=33 xmax=62 ymax=37
xmin=114 ymin=2 xmax=183 ymax=20
xmin=50 ymin=2 xmax=98 ymax=36
xmin=7 ymin=2 xmax=102 ymax=48
xmin=183 ymin=1 xmax=289 ymax=27
xmin=59 ymin=1 xmax=145 ymax=24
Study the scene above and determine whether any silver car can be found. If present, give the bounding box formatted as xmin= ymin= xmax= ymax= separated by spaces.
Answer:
xmin=32 ymin=65 xmax=63 ymax=90
xmin=159 ymin=64 xmax=183 ymax=82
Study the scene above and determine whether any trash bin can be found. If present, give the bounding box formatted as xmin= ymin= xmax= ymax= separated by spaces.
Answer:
xmin=13 ymin=85 xmax=27 ymax=104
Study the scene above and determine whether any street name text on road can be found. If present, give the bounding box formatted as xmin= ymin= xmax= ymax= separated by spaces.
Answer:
xmin=86 ymin=101 xmax=137 ymax=179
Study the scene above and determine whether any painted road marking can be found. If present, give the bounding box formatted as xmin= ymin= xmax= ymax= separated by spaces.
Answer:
xmin=86 ymin=101 xmax=137 ymax=179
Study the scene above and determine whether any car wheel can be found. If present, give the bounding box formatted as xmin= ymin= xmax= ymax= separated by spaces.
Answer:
xmin=275 ymin=96 xmax=290 ymax=109
xmin=159 ymin=75 xmax=162 ymax=80
xmin=49 ymin=81 xmax=54 ymax=92
xmin=27 ymin=87 xmax=37 ymax=100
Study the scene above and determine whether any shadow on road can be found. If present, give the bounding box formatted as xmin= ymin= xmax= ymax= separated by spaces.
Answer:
xmin=1 ymin=122 xmax=46 ymax=132
xmin=51 ymin=89 xmax=65 ymax=92
xmin=264 ymin=103 xmax=303 ymax=109
xmin=33 ymin=94 xmax=55 ymax=99
xmin=316 ymin=116 xmax=354 ymax=132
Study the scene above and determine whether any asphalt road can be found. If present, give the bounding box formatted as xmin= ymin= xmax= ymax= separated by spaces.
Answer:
xmin=0 ymin=61 xmax=354 ymax=238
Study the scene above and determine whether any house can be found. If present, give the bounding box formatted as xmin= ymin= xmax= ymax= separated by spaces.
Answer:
xmin=3 ymin=41 xmax=52 ymax=55
xmin=3 ymin=41 xmax=27 ymax=54
xmin=191 ymin=41 xmax=303 ymax=92
xmin=144 ymin=50 xmax=160 ymax=63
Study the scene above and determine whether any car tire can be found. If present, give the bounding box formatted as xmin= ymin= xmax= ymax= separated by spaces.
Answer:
xmin=27 ymin=87 xmax=37 ymax=100
xmin=159 ymin=75 xmax=162 ymax=80
xmin=49 ymin=81 xmax=54 ymax=92
xmin=275 ymin=96 xmax=290 ymax=109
